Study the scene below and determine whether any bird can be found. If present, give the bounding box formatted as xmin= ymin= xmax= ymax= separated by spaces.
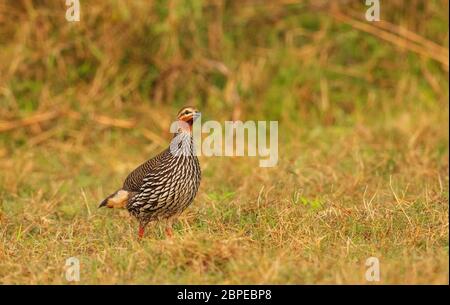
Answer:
xmin=99 ymin=106 xmax=201 ymax=239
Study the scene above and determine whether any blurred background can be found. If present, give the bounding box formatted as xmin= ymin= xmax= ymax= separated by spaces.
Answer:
xmin=1 ymin=1 xmax=448 ymax=134
xmin=0 ymin=1 xmax=448 ymax=284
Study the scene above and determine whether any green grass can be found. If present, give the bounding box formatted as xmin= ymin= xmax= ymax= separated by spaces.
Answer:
xmin=0 ymin=1 xmax=448 ymax=284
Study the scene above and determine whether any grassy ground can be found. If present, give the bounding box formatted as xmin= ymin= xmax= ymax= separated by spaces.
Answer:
xmin=0 ymin=1 xmax=448 ymax=284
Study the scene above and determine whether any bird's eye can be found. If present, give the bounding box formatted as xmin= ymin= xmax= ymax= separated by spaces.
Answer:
xmin=183 ymin=110 xmax=190 ymax=115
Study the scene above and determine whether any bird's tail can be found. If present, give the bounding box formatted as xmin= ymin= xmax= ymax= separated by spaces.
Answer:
xmin=98 ymin=189 xmax=130 ymax=208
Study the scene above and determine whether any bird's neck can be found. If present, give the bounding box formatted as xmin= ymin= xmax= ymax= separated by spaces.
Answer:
xmin=169 ymin=131 xmax=196 ymax=157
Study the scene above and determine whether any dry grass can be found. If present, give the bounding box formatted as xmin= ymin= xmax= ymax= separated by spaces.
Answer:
xmin=0 ymin=0 xmax=448 ymax=284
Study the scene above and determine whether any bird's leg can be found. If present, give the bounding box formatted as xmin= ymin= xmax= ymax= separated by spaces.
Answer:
xmin=165 ymin=226 xmax=173 ymax=238
xmin=165 ymin=218 xmax=174 ymax=238
xmin=138 ymin=225 xmax=145 ymax=240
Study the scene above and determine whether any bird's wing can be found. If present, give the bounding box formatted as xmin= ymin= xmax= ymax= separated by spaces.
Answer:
xmin=122 ymin=149 xmax=168 ymax=192
xmin=127 ymin=151 xmax=180 ymax=213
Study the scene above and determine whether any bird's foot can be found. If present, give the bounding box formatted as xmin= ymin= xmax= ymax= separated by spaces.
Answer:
xmin=165 ymin=226 xmax=174 ymax=238
xmin=138 ymin=226 xmax=145 ymax=240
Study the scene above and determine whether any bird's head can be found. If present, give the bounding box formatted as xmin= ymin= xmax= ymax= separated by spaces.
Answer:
xmin=176 ymin=106 xmax=201 ymax=133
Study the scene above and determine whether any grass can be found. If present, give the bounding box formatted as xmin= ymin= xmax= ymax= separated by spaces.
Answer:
xmin=0 ymin=1 xmax=448 ymax=284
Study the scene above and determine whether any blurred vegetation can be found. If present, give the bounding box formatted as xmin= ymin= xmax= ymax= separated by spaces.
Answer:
xmin=1 ymin=1 xmax=448 ymax=128
xmin=0 ymin=1 xmax=448 ymax=284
